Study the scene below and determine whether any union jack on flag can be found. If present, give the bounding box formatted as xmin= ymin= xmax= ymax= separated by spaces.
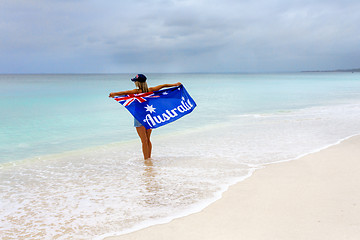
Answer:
xmin=114 ymin=92 xmax=160 ymax=106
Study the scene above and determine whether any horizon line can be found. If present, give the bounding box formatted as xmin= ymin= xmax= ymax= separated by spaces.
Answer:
xmin=1 ymin=68 xmax=359 ymax=75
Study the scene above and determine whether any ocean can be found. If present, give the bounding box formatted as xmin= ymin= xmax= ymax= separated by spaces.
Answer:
xmin=1 ymin=73 xmax=360 ymax=239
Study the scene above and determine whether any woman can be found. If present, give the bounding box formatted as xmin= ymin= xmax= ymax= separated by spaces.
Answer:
xmin=109 ymin=74 xmax=181 ymax=160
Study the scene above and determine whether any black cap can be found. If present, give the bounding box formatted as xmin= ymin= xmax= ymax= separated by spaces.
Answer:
xmin=131 ymin=74 xmax=147 ymax=82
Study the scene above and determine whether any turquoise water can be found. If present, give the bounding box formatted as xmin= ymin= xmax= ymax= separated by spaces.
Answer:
xmin=1 ymin=73 xmax=360 ymax=239
xmin=1 ymin=73 xmax=359 ymax=163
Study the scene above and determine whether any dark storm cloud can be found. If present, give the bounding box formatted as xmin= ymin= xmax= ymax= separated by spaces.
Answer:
xmin=1 ymin=0 xmax=359 ymax=73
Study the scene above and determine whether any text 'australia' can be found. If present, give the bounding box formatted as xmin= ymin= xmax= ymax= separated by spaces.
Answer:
xmin=143 ymin=99 xmax=194 ymax=127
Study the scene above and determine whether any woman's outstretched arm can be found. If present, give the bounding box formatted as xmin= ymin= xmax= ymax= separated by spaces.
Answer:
xmin=149 ymin=82 xmax=182 ymax=92
xmin=109 ymin=89 xmax=140 ymax=98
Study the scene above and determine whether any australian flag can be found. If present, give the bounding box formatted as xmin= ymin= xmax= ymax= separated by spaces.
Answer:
xmin=113 ymin=85 xmax=196 ymax=129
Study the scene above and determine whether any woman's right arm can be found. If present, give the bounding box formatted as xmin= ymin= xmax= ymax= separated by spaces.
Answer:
xmin=149 ymin=82 xmax=182 ymax=92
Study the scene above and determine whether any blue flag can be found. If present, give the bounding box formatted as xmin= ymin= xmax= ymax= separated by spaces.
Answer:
xmin=113 ymin=85 xmax=196 ymax=129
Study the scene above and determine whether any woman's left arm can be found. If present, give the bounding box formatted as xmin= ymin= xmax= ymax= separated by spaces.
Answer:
xmin=109 ymin=89 xmax=139 ymax=98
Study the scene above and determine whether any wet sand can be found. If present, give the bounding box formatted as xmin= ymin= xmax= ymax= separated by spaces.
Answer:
xmin=104 ymin=135 xmax=360 ymax=240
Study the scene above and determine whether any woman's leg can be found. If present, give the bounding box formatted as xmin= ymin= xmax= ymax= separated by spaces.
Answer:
xmin=146 ymin=128 xmax=152 ymax=158
xmin=136 ymin=126 xmax=152 ymax=159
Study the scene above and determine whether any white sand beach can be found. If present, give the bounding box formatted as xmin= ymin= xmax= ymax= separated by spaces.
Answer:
xmin=104 ymin=135 xmax=360 ymax=240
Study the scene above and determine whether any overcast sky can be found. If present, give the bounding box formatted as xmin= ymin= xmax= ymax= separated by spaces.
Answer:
xmin=1 ymin=0 xmax=360 ymax=73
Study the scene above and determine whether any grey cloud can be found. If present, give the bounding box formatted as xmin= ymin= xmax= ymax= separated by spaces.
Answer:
xmin=1 ymin=0 xmax=360 ymax=73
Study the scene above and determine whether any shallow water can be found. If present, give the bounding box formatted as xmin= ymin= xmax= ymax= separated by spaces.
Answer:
xmin=1 ymin=73 xmax=360 ymax=239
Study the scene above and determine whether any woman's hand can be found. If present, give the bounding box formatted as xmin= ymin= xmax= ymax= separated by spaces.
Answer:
xmin=175 ymin=82 xmax=182 ymax=86
xmin=109 ymin=92 xmax=115 ymax=98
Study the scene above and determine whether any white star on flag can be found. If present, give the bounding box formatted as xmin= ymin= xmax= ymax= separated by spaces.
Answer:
xmin=162 ymin=92 xmax=168 ymax=95
xmin=145 ymin=104 xmax=156 ymax=113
